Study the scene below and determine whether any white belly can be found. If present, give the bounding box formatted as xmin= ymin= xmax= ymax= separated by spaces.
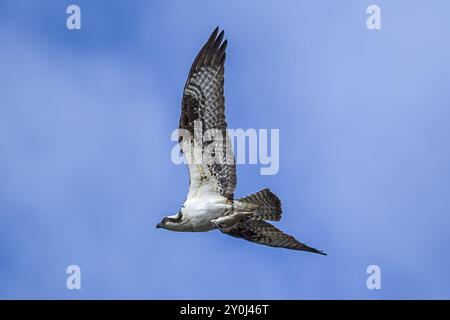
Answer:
xmin=183 ymin=195 xmax=232 ymax=232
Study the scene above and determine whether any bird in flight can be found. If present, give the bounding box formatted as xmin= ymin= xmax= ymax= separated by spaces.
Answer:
xmin=157 ymin=27 xmax=325 ymax=255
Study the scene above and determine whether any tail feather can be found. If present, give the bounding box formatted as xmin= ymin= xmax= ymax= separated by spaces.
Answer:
xmin=235 ymin=188 xmax=282 ymax=221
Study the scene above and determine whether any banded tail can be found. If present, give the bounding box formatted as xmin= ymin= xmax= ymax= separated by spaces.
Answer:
xmin=228 ymin=188 xmax=326 ymax=255
xmin=234 ymin=188 xmax=282 ymax=221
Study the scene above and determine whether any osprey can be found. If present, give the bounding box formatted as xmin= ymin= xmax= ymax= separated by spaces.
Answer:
xmin=157 ymin=27 xmax=325 ymax=255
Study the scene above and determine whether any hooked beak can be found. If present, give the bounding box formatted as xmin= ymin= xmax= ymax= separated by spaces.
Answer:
xmin=156 ymin=222 xmax=164 ymax=229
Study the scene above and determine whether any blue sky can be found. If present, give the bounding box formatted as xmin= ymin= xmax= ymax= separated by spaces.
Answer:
xmin=0 ymin=0 xmax=449 ymax=299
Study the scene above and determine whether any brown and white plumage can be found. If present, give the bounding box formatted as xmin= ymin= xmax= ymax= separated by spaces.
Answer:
xmin=225 ymin=219 xmax=324 ymax=253
xmin=179 ymin=27 xmax=236 ymax=199
xmin=157 ymin=28 xmax=325 ymax=255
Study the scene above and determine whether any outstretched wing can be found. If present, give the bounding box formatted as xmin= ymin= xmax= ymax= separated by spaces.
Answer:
xmin=222 ymin=219 xmax=326 ymax=254
xmin=179 ymin=27 xmax=236 ymax=199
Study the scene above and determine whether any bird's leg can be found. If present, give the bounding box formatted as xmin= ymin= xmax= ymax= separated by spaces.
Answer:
xmin=211 ymin=220 xmax=233 ymax=232
xmin=211 ymin=212 xmax=252 ymax=231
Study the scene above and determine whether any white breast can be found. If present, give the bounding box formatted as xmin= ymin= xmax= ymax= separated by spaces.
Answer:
xmin=183 ymin=194 xmax=232 ymax=231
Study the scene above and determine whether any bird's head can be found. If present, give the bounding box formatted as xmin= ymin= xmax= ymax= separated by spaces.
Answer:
xmin=156 ymin=212 xmax=184 ymax=231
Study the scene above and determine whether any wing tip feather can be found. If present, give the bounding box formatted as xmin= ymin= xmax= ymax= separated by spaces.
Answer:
xmin=191 ymin=27 xmax=227 ymax=73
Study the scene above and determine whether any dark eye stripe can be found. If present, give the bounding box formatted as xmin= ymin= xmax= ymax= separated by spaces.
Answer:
xmin=167 ymin=212 xmax=183 ymax=223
